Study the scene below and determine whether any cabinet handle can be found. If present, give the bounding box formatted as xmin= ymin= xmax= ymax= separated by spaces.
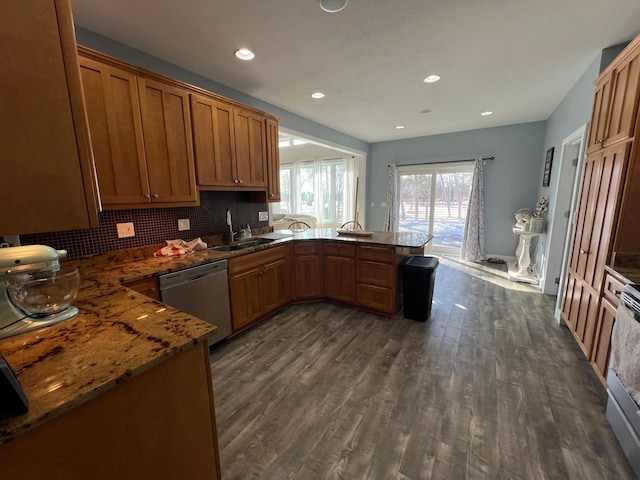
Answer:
xmin=234 ymin=179 xmax=239 ymax=184
xmin=152 ymin=193 xmax=159 ymax=199
xmin=270 ymin=193 xmax=274 ymax=197
xmin=595 ymin=138 xmax=605 ymax=144
xmin=613 ymin=289 xmax=621 ymax=296
xmin=580 ymin=249 xmax=588 ymax=255
xmin=238 ymin=179 xmax=243 ymax=184
xmin=144 ymin=194 xmax=151 ymax=199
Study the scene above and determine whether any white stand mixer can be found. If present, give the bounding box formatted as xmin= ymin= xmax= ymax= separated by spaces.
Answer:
xmin=0 ymin=245 xmax=79 ymax=340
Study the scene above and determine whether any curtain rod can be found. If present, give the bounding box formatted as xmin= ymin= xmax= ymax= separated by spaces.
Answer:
xmin=388 ymin=156 xmax=494 ymax=168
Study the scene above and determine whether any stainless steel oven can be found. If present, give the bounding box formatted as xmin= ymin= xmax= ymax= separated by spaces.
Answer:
xmin=607 ymin=283 xmax=640 ymax=478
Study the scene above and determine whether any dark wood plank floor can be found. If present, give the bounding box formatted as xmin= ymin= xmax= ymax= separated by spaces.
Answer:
xmin=209 ymin=257 xmax=635 ymax=480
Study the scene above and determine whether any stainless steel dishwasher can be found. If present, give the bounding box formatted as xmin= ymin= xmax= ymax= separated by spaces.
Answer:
xmin=159 ymin=260 xmax=231 ymax=347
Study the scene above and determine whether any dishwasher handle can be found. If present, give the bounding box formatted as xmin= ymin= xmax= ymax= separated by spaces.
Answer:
xmin=159 ymin=260 xmax=228 ymax=290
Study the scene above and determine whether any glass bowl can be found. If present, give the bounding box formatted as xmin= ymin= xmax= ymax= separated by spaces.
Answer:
xmin=6 ymin=267 xmax=80 ymax=317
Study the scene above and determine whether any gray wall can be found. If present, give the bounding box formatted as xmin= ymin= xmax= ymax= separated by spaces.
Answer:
xmin=367 ymin=122 xmax=546 ymax=256
xmin=534 ymin=42 xmax=628 ymax=293
xmin=75 ymin=27 xmax=369 ymax=155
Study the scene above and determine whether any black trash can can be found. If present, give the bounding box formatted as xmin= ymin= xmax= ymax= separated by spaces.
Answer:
xmin=401 ymin=256 xmax=439 ymax=321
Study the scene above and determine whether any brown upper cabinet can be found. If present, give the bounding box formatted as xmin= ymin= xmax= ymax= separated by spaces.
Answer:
xmin=79 ymin=53 xmax=198 ymax=209
xmin=587 ymin=45 xmax=640 ymax=153
xmin=266 ymin=119 xmax=281 ymax=202
xmin=190 ymin=94 xmax=268 ymax=190
xmin=1 ymin=0 xmax=99 ymax=235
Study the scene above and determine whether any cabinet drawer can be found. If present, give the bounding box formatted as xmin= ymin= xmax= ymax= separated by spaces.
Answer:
xmin=324 ymin=242 xmax=355 ymax=257
xmin=228 ymin=245 xmax=287 ymax=275
xmin=294 ymin=241 xmax=320 ymax=255
xmin=603 ymin=272 xmax=625 ymax=307
xmin=358 ymin=245 xmax=394 ymax=263
xmin=357 ymin=261 xmax=394 ymax=287
xmin=356 ymin=283 xmax=395 ymax=314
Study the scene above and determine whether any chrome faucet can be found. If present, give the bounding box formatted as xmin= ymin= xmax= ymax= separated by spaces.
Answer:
xmin=226 ymin=209 xmax=237 ymax=242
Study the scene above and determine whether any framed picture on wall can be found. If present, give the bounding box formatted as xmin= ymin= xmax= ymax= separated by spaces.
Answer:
xmin=542 ymin=147 xmax=554 ymax=187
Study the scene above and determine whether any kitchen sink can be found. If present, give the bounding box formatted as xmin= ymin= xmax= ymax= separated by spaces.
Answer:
xmin=208 ymin=244 xmax=249 ymax=252
xmin=208 ymin=238 xmax=275 ymax=252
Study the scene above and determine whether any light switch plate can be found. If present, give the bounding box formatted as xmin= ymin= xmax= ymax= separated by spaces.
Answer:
xmin=116 ymin=222 xmax=135 ymax=238
xmin=258 ymin=211 xmax=269 ymax=221
xmin=178 ymin=218 xmax=190 ymax=231
xmin=381 ymin=201 xmax=388 ymax=207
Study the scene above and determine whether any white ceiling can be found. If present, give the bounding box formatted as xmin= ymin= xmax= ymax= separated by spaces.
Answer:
xmin=70 ymin=0 xmax=640 ymax=143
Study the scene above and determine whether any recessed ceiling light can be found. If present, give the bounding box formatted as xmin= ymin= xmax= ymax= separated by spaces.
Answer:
xmin=319 ymin=0 xmax=348 ymax=13
xmin=420 ymin=108 xmax=432 ymax=114
xmin=423 ymin=75 xmax=441 ymax=83
xmin=396 ymin=125 xmax=405 ymax=129
xmin=234 ymin=48 xmax=255 ymax=61
xmin=311 ymin=92 xmax=326 ymax=99
xmin=481 ymin=111 xmax=493 ymax=116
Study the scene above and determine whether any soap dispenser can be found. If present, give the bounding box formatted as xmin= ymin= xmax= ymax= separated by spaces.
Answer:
xmin=245 ymin=224 xmax=252 ymax=238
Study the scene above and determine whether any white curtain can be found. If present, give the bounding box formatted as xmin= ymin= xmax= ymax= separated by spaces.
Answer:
xmin=384 ymin=164 xmax=398 ymax=231
xmin=460 ymin=157 xmax=485 ymax=261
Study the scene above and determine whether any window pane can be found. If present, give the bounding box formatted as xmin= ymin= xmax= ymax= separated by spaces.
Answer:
xmin=399 ymin=173 xmax=432 ymax=233
xmin=433 ymin=170 xmax=472 ymax=248
xmin=274 ymin=167 xmax=292 ymax=214
xmin=299 ymin=165 xmax=315 ymax=216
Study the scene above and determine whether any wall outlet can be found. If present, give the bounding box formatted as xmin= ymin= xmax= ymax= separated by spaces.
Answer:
xmin=178 ymin=218 xmax=190 ymax=231
xmin=116 ymin=222 xmax=135 ymax=238
xmin=258 ymin=211 xmax=269 ymax=221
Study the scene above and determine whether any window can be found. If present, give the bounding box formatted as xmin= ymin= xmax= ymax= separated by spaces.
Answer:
xmin=397 ymin=162 xmax=474 ymax=252
xmin=275 ymin=157 xmax=357 ymax=227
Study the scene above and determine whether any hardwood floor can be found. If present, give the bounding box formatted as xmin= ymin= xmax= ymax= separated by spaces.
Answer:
xmin=209 ymin=257 xmax=635 ymax=479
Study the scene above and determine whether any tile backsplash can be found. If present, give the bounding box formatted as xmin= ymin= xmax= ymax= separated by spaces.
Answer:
xmin=20 ymin=191 xmax=268 ymax=258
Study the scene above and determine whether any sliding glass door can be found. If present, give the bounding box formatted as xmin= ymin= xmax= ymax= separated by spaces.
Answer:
xmin=397 ymin=163 xmax=474 ymax=253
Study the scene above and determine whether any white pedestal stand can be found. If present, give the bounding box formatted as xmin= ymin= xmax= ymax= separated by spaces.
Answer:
xmin=508 ymin=227 xmax=540 ymax=284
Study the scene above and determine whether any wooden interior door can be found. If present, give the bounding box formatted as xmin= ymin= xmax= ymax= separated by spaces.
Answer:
xmin=190 ymin=94 xmax=237 ymax=187
xmin=137 ymin=78 xmax=197 ymax=204
xmin=79 ymin=57 xmax=150 ymax=206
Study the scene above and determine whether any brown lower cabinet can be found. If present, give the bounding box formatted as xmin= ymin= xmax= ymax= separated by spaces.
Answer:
xmin=228 ymin=245 xmax=292 ymax=333
xmin=324 ymin=242 xmax=357 ymax=304
xmin=123 ymin=276 xmax=160 ymax=300
xmin=0 ymin=343 xmax=221 ymax=480
xmin=293 ymin=241 xmax=324 ymax=299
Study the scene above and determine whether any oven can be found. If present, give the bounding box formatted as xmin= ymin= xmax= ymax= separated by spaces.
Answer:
xmin=607 ymin=283 xmax=640 ymax=478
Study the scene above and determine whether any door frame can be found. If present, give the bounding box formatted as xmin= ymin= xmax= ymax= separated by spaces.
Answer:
xmin=553 ymin=124 xmax=588 ymax=321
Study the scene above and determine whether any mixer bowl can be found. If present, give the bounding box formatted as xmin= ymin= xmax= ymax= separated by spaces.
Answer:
xmin=6 ymin=267 xmax=80 ymax=317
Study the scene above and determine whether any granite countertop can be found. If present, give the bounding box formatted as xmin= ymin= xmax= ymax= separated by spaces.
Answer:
xmin=0 ymin=229 xmax=430 ymax=443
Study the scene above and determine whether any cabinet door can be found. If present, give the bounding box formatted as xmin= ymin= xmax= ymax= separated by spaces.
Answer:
xmin=1 ymin=0 xmax=99 ymax=234
xmin=357 ymin=283 xmax=395 ymax=314
xmin=574 ymin=145 xmax=628 ymax=290
xmin=266 ymin=118 xmax=281 ymax=202
xmin=262 ymin=257 xmax=292 ymax=313
xmin=324 ymin=256 xmax=356 ymax=303
xmin=592 ymin=296 xmax=617 ymax=383
xmin=233 ymin=108 xmax=267 ymax=187
xmin=79 ymin=57 xmax=150 ymax=206
xmin=294 ymin=254 xmax=323 ymax=299
xmin=190 ymin=94 xmax=237 ymax=187
xmin=137 ymin=78 xmax=198 ymax=204
xmin=586 ymin=72 xmax=614 ymax=153
xmin=603 ymin=49 xmax=640 ymax=148
xmin=123 ymin=277 xmax=159 ymax=300
xmin=561 ymin=271 xmax=600 ymax=358
xmin=229 ymin=268 xmax=263 ymax=332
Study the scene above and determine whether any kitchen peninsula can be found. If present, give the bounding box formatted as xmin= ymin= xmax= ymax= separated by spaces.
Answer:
xmin=0 ymin=229 xmax=429 ymax=479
